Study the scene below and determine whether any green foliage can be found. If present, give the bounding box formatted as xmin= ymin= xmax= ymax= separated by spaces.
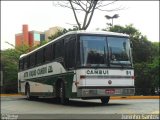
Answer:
xmin=48 ymin=29 xmax=67 ymax=41
xmin=1 ymin=46 xmax=29 ymax=93
xmin=15 ymin=44 xmax=30 ymax=54
xmin=1 ymin=49 xmax=18 ymax=93
xmin=40 ymin=40 xmax=48 ymax=46
xmin=149 ymin=56 xmax=159 ymax=88
xmin=151 ymin=42 xmax=159 ymax=58
xmin=134 ymin=57 xmax=159 ymax=95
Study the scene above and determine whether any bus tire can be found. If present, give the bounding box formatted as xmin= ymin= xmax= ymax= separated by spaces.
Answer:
xmin=26 ymin=85 xmax=31 ymax=100
xmin=100 ymin=96 xmax=110 ymax=105
xmin=26 ymin=84 xmax=35 ymax=100
xmin=60 ymin=82 xmax=69 ymax=105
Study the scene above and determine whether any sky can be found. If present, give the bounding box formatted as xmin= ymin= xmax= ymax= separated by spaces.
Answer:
xmin=1 ymin=1 xmax=159 ymax=50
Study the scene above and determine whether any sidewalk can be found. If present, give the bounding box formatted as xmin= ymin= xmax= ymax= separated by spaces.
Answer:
xmin=0 ymin=94 xmax=159 ymax=99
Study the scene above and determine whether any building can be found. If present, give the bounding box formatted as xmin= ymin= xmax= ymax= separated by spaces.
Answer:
xmin=28 ymin=30 xmax=45 ymax=47
xmin=15 ymin=25 xmax=62 ymax=47
xmin=15 ymin=25 xmax=45 ymax=48
xmin=44 ymin=26 xmax=63 ymax=41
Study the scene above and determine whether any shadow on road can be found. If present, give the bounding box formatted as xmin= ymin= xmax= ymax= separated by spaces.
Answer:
xmin=22 ymin=98 xmax=129 ymax=107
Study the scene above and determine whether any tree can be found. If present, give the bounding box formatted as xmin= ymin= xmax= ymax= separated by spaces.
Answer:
xmin=1 ymin=49 xmax=20 ymax=93
xmin=1 ymin=45 xmax=30 ymax=93
xmin=53 ymin=0 xmax=123 ymax=30
xmin=5 ymin=41 xmax=31 ymax=54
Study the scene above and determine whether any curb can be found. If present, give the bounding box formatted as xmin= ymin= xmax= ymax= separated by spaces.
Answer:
xmin=0 ymin=94 xmax=159 ymax=99
xmin=0 ymin=94 xmax=22 ymax=96
xmin=110 ymin=96 xmax=160 ymax=99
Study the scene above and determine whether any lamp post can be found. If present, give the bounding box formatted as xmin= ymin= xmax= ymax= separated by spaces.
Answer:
xmin=105 ymin=14 xmax=119 ymax=26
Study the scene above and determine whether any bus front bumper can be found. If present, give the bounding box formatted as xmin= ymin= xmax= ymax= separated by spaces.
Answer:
xmin=77 ymin=87 xmax=135 ymax=97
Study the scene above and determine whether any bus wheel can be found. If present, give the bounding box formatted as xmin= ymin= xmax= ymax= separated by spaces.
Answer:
xmin=26 ymin=85 xmax=35 ymax=100
xmin=26 ymin=85 xmax=31 ymax=100
xmin=100 ymin=96 xmax=110 ymax=105
xmin=59 ymin=82 xmax=69 ymax=105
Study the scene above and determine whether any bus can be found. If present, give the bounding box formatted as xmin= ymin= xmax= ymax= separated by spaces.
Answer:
xmin=18 ymin=30 xmax=135 ymax=104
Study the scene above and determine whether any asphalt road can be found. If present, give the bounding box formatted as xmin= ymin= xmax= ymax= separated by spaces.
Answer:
xmin=1 ymin=96 xmax=159 ymax=119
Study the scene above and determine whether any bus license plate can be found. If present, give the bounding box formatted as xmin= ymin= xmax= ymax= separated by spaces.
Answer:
xmin=105 ymin=89 xmax=115 ymax=94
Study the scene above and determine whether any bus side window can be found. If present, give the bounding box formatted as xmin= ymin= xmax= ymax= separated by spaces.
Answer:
xmin=45 ymin=45 xmax=52 ymax=62
xmin=52 ymin=43 xmax=55 ymax=60
xmin=37 ymin=50 xmax=43 ymax=65
xmin=35 ymin=52 xmax=37 ymax=66
xmin=19 ymin=59 xmax=23 ymax=71
xmin=54 ymin=42 xmax=58 ymax=59
xmin=55 ymin=40 xmax=64 ymax=59
xmin=64 ymin=35 xmax=76 ymax=69
xmin=42 ymin=48 xmax=45 ymax=63
xmin=24 ymin=57 xmax=28 ymax=70
xmin=27 ymin=56 xmax=30 ymax=68
xmin=30 ymin=53 xmax=35 ymax=67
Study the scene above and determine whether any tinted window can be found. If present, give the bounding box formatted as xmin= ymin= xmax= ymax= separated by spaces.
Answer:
xmin=55 ymin=40 xmax=64 ymax=59
xmin=52 ymin=44 xmax=55 ymax=60
xmin=37 ymin=49 xmax=44 ymax=65
xmin=44 ymin=45 xmax=53 ymax=62
xmin=76 ymin=36 xmax=80 ymax=67
xmin=107 ymin=37 xmax=132 ymax=66
xmin=27 ymin=56 xmax=30 ymax=68
xmin=65 ymin=35 xmax=76 ymax=69
xmin=30 ymin=53 xmax=36 ymax=67
xmin=80 ymin=35 xmax=107 ymax=67
xmin=19 ymin=59 xmax=23 ymax=71
xmin=24 ymin=57 xmax=28 ymax=69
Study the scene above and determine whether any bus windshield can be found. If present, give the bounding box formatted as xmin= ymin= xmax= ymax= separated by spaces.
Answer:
xmin=80 ymin=36 xmax=107 ymax=67
xmin=80 ymin=35 xmax=132 ymax=68
xmin=108 ymin=37 xmax=132 ymax=67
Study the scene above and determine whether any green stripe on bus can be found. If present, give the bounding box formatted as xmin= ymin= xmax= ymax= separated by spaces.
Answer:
xmin=25 ymin=72 xmax=75 ymax=98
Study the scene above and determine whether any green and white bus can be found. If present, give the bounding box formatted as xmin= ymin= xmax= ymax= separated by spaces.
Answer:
xmin=18 ymin=30 xmax=135 ymax=104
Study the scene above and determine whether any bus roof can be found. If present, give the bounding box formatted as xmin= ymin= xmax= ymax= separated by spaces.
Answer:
xmin=20 ymin=30 xmax=129 ymax=59
xmin=74 ymin=30 xmax=129 ymax=37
